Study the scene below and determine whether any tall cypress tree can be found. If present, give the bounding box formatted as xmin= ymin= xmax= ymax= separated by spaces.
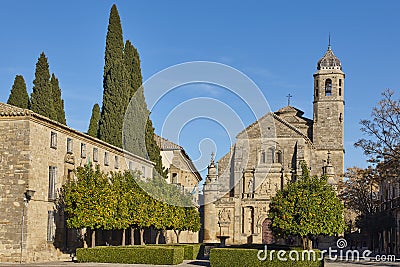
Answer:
xmin=88 ymin=103 xmax=100 ymax=137
xmin=124 ymin=40 xmax=167 ymax=178
xmin=50 ymin=73 xmax=67 ymax=125
xmin=7 ymin=75 xmax=30 ymax=109
xmin=31 ymin=52 xmax=56 ymax=120
xmin=98 ymin=4 xmax=130 ymax=147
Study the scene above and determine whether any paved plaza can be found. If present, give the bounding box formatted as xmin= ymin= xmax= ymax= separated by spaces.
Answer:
xmin=3 ymin=259 xmax=400 ymax=267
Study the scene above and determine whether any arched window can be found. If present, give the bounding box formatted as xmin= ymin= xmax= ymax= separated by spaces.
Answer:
xmin=277 ymin=151 xmax=283 ymax=164
xmin=261 ymin=151 xmax=266 ymax=164
xmin=267 ymin=148 xmax=275 ymax=164
xmin=325 ymin=79 xmax=332 ymax=96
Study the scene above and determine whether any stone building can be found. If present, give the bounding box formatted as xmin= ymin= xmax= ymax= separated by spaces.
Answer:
xmin=203 ymin=45 xmax=345 ymax=245
xmin=0 ymin=103 xmax=154 ymax=262
xmin=155 ymin=135 xmax=201 ymax=243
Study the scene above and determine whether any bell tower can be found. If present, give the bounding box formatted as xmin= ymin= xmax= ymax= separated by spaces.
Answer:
xmin=312 ymin=42 xmax=345 ymax=180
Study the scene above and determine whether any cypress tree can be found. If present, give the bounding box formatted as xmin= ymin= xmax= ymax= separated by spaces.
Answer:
xmin=31 ymin=52 xmax=56 ymax=120
xmin=50 ymin=73 xmax=67 ymax=125
xmin=145 ymin=119 xmax=168 ymax=178
xmin=7 ymin=75 xmax=30 ymax=109
xmin=123 ymin=40 xmax=166 ymax=177
xmin=98 ymin=4 xmax=130 ymax=147
xmin=88 ymin=103 xmax=100 ymax=137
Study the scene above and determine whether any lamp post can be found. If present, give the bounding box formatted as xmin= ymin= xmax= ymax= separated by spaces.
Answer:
xmin=20 ymin=189 xmax=35 ymax=264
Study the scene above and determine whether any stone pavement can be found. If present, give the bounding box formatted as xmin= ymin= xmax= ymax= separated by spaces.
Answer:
xmin=0 ymin=260 xmax=210 ymax=267
xmin=4 ymin=259 xmax=400 ymax=266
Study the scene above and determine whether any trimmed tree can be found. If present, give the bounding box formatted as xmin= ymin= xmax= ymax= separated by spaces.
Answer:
xmin=50 ymin=73 xmax=67 ymax=125
xmin=269 ymin=161 xmax=345 ymax=249
xmin=87 ymin=104 xmax=100 ymax=137
xmin=61 ymin=164 xmax=115 ymax=247
xmin=31 ymin=52 xmax=56 ymax=120
xmin=98 ymin=4 xmax=130 ymax=147
xmin=7 ymin=75 xmax=30 ymax=109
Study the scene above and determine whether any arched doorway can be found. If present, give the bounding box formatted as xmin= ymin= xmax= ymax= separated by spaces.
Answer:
xmin=262 ymin=218 xmax=274 ymax=244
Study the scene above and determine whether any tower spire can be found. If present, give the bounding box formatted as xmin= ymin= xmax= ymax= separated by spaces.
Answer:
xmin=328 ymin=33 xmax=331 ymax=51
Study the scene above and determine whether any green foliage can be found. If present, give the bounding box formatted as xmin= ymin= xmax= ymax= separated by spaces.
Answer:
xmin=210 ymin=248 xmax=324 ymax=267
xmin=124 ymin=40 xmax=142 ymax=96
xmin=98 ymin=4 xmax=130 ymax=147
xmin=7 ymin=75 xmax=30 ymax=109
xmin=146 ymin=119 xmax=168 ymax=178
xmin=50 ymin=73 xmax=67 ymax=125
xmin=269 ymin=161 xmax=345 ymax=248
xmin=123 ymin=86 xmax=148 ymax=158
xmin=76 ymin=246 xmax=184 ymax=265
xmin=61 ymin=164 xmax=116 ymax=230
xmin=156 ymin=244 xmax=201 ymax=260
xmin=30 ymin=52 xmax=56 ymax=120
xmin=87 ymin=103 xmax=100 ymax=137
xmin=60 ymin=165 xmax=200 ymax=245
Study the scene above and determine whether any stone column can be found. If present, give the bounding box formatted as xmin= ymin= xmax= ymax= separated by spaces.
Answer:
xmin=203 ymin=154 xmax=219 ymax=243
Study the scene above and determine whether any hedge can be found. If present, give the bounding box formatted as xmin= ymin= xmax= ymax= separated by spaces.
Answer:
xmin=156 ymin=244 xmax=202 ymax=260
xmin=76 ymin=245 xmax=184 ymax=265
xmin=210 ymin=248 xmax=324 ymax=267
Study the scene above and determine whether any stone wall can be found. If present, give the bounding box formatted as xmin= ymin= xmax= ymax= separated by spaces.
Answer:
xmin=0 ymin=118 xmax=31 ymax=262
xmin=0 ymin=114 xmax=154 ymax=263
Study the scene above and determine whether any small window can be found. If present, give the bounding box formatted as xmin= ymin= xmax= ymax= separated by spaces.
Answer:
xmin=93 ymin=148 xmax=98 ymax=162
xmin=339 ymin=79 xmax=342 ymax=86
xmin=104 ymin=152 xmax=109 ymax=166
xmin=115 ymin=156 xmax=119 ymax=169
xmin=50 ymin=132 xmax=57 ymax=149
xmin=48 ymin=166 xmax=57 ymax=200
xmin=339 ymin=88 xmax=342 ymax=96
xmin=142 ymin=166 xmax=146 ymax=178
xmin=325 ymin=79 xmax=332 ymax=96
xmin=172 ymin=173 xmax=178 ymax=184
xmin=81 ymin=143 xmax=86 ymax=158
xmin=129 ymin=161 xmax=133 ymax=170
xmin=67 ymin=138 xmax=73 ymax=154
xmin=315 ymin=88 xmax=319 ymax=97
xmin=315 ymin=80 xmax=319 ymax=88
xmin=47 ymin=210 xmax=55 ymax=242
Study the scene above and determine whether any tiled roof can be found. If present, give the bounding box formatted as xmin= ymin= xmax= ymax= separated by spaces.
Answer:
xmin=154 ymin=134 xmax=183 ymax=150
xmin=0 ymin=102 xmax=31 ymax=117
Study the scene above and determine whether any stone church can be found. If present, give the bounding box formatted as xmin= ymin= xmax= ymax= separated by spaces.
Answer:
xmin=202 ymin=44 xmax=345 ymax=245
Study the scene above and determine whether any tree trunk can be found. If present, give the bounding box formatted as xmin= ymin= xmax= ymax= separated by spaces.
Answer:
xmin=155 ymin=230 xmax=160 ymax=244
xmin=302 ymin=236 xmax=312 ymax=250
xmin=82 ymin=228 xmax=88 ymax=248
xmin=140 ymin=229 xmax=145 ymax=245
xmin=91 ymin=229 xmax=96 ymax=248
xmin=130 ymin=227 xmax=135 ymax=245
xmin=174 ymin=230 xmax=181 ymax=244
xmin=121 ymin=229 xmax=126 ymax=246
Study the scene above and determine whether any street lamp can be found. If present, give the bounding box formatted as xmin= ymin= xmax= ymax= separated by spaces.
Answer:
xmin=20 ymin=189 xmax=35 ymax=263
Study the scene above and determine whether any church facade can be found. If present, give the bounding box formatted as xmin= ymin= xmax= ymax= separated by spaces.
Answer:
xmin=202 ymin=45 xmax=345 ymax=245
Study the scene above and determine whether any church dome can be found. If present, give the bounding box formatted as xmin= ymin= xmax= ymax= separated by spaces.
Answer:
xmin=317 ymin=46 xmax=342 ymax=70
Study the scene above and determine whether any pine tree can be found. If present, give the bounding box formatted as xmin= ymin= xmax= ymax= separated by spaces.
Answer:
xmin=88 ymin=104 xmax=100 ymax=137
xmin=50 ymin=73 xmax=66 ymax=125
xmin=98 ymin=4 xmax=130 ymax=147
xmin=7 ymin=75 xmax=30 ymax=109
xmin=30 ymin=52 xmax=56 ymax=120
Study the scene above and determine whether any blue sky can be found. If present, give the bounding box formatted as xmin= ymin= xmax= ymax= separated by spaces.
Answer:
xmin=0 ymin=1 xmax=399 ymax=176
